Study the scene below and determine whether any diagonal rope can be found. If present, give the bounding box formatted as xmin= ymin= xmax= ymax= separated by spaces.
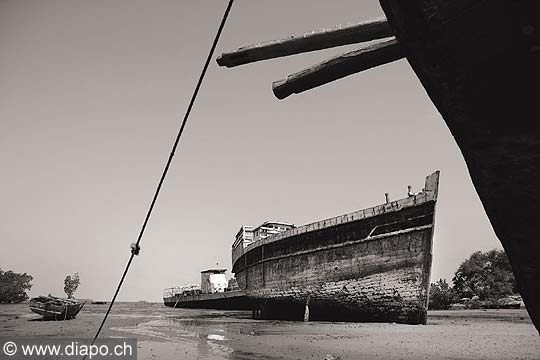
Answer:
xmin=88 ymin=0 xmax=235 ymax=347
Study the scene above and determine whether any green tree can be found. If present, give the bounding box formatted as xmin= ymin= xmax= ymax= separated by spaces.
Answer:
xmin=452 ymin=249 xmax=516 ymax=300
xmin=64 ymin=273 xmax=80 ymax=299
xmin=428 ymin=278 xmax=455 ymax=310
xmin=0 ymin=269 xmax=33 ymax=303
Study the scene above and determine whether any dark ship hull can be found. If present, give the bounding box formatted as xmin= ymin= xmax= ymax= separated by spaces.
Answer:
xmin=232 ymin=172 xmax=439 ymax=324
xmin=163 ymin=291 xmax=252 ymax=310
xmin=379 ymin=0 xmax=540 ymax=332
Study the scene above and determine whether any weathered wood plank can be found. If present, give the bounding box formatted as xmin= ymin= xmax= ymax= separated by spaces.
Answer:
xmin=216 ymin=18 xmax=393 ymax=67
xmin=272 ymin=37 xmax=403 ymax=99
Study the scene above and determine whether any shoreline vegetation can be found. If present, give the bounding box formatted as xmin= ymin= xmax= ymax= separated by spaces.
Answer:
xmin=429 ymin=249 xmax=520 ymax=311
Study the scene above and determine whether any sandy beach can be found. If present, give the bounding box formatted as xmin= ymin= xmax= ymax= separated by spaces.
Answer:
xmin=1 ymin=302 xmax=538 ymax=359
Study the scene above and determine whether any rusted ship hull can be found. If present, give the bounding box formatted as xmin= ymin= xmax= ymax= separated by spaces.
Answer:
xmin=232 ymin=172 xmax=439 ymax=324
xmin=379 ymin=0 xmax=540 ymax=332
xmin=163 ymin=291 xmax=252 ymax=310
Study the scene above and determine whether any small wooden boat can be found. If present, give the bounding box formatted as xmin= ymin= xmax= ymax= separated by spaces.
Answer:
xmin=29 ymin=296 xmax=85 ymax=320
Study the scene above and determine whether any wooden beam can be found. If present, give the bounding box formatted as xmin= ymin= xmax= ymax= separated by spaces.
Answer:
xmin=272 ymin=37 xmax=403 ymax=99
xmin=217 ymin=18 xmax=393 ymax=67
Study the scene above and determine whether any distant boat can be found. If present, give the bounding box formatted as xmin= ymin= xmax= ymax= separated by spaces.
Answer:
xmin=163 ymin=270 xmax=252 ymax=310
xmin=91 ymin=301 xmax=107 ymax=305
xmin=29 ymin=296 xmax=84 ymax=320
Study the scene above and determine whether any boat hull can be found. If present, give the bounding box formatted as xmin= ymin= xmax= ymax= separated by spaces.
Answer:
xmin=29 ymin=297 xmax=84 ymax=320
xmin=163 ymin=290 xmax=252 ymax=310
xmin=244 ymin=227 xmax=433 ymax=324
xmin=378 ymin=0 xmax=540 ymax=332
xmin=233 ymin=172 xmax=438 ymax=324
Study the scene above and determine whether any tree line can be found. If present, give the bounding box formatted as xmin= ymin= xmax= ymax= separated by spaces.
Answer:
xmin=0 ymin=269 xmax=33 ymax=303
xmin=429 ymin=249 xmax=518 ymax=310
xmin=0 ymin=269 xmax=80 ymax=303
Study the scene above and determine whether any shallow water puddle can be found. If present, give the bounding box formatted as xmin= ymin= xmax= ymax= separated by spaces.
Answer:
xmin=112 ymin=319 xmax=198 ymax=341
xmin=137 ymin=340 xmax=233 ymax=360
xmin=112 ymin=317 xmax=234 ymax=359
xmin=120 ymin=316 xmax=331 ymax=359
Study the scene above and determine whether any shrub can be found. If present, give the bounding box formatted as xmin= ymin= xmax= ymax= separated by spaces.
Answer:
xmin=429 ymin=278 xmax=455 ymax=310
xmin=0 ymin=269 xmax=33 ymax=303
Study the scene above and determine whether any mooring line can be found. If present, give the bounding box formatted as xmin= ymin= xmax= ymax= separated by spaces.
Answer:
xmin=87 ymin=0 xmax=235 ymax=350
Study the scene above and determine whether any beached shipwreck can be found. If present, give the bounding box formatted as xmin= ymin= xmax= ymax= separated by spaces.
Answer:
xmin=29 ymin=296 xmax=84 ymax=320
xmin=233 ymin=172 xmax=439 ymax=324
xmin=217 ymin=0 xmax=540 ymax=332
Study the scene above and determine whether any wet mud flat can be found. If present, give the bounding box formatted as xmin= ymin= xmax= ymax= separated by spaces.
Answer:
xmin=1 ymin=303 xmax=538 ymax=359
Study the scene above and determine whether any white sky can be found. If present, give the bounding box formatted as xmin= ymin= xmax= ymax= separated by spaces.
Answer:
xmin=0 ymin=0 xmax=501 ymax=302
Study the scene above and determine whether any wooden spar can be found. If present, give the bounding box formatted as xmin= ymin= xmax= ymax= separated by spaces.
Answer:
xmin=217 ymin=18 xmax=393 ymax=67
xmin=272 ymin=37 xmax=403 ymax=99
